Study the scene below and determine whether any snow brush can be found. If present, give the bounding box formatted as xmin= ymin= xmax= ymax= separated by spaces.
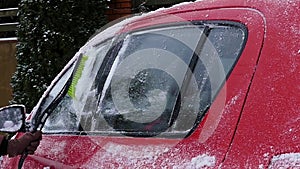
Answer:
xmin=18 ymin=54 xmax=84 ymax=169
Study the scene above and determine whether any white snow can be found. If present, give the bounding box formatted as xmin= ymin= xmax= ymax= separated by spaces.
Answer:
xmin=171 ymin=1 xmax=195 ymax=8
xmin=81 ymin=142 xmax=176 ymax=168
xmin=223 ymin=90 xmax=242 ymax=114
xmin=35 ymin=139 xmax=68 ymax=161
xmin=170 ymin=0 xmax=207 ymax=8
xmin=81 ymin=142 xmax=216 ymax=169
xmin=173 ymin=154 xmax=216 ymax=169
xmin=3 ymin=121 xmax=18 ymax=129
xmin=269 ymin=153 xmax=300 ymax=168
xmin=104 ymin=143 xmax=163 ymax=162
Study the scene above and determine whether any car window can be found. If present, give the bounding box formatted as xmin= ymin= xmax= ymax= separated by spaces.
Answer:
xmin=42 ymin=22 xmax=247 ymax=138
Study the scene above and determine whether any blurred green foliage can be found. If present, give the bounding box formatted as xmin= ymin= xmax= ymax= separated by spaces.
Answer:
xmin=10 ymin=0 xmax=107 ymax=111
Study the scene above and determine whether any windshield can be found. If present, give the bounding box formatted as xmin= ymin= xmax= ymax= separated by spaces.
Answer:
xmin=40 ymin=22 xmax=246 ymax=137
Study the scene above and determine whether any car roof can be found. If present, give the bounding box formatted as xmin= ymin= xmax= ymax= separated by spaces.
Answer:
xmin=87 ymin=0 xmax=297 ymax=41
xmin=164 ymin=0 xmax=298 ymax=13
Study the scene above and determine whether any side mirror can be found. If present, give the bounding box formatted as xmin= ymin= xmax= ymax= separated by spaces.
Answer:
xmin=0 ymin=105 xmax=26 ymax=133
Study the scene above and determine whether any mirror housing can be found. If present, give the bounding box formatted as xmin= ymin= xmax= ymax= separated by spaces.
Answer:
xmin=0 ymin=105 xmax=26 ymax=133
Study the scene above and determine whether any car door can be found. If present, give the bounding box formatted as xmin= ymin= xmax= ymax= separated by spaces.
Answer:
xmin=2 ymin=6 xmax=265 ymax=169
xmin=221 ymin=1 xmax=299 ymax=168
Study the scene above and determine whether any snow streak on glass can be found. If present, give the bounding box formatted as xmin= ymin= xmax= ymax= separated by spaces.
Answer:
xmin=43 ymin=40 xmax=112 ymax=132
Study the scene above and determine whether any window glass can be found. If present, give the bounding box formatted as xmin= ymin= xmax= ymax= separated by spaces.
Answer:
xmin=42 ymin=22 xmax=247 ymax=137
xmin=43 ymin=40 xmax=112 ymax=132
xmin=207 ymin=26 xmax=246 ymax=75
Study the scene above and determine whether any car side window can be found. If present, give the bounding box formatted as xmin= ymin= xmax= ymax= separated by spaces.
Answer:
xmin=207 ymin=26 xmax=246 ymax=75
xmin=42 ymin=22 xmax=247 ymax=138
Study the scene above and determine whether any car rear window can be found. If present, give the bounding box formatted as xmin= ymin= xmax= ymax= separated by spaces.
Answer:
xmin=42 ymin=21 xmax=247 ymax=138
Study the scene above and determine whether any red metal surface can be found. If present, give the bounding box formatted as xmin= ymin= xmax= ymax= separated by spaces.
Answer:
xmin=221 ymin=0 xmax=300 ymax=168
xmin=1 ymin=0 xmax=299 ymax=168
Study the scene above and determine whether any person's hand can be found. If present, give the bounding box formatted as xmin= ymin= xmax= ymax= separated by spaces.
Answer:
xmin=7 ymin=131 xmax=42 ymax=157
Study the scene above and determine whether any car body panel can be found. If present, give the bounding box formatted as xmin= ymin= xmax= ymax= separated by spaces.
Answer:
xmin=222 ymin=0 xmax=300 ymax=168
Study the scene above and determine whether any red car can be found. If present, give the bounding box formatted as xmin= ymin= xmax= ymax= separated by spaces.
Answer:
xmin=1 ymin=0 xmax=299 ymax=168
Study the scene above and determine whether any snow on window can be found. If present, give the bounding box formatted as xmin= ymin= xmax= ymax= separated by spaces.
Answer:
xmin=41 ymin=21 xmax=246 ymax=138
